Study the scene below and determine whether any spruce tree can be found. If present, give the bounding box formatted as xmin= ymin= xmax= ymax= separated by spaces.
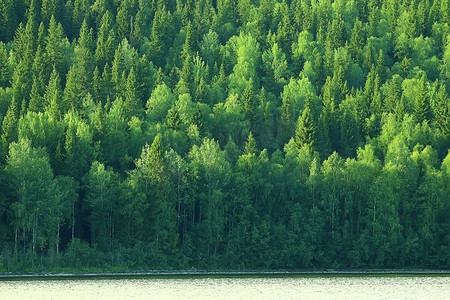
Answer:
xmin=124 ymin=68 xmax=142 ymax=118
xmin=45 ymin=67 xmax=63 ymax=120
xmin=1 ymin=97 xmax=19 ymax=154
xmin=0 ymin=42 xmax=10 ymax=87
xmin=434 ymin=83 xmax=450 ymax=136
xmin=295 ymin=94 xmax=317 ymax=150
xmin=28 ymin=76 xmax=44 ymax=113
xmin=414 ymin=74 xmax=432 ymax=124
xmin=244 ymin=131 xmax=257 ymax=155
xmin=45 ymin=16 xmax=66 ymax=78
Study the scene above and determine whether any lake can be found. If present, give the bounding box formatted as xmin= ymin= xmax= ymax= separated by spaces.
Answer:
xmin=1 ymin=274 xmax=449 ymax=299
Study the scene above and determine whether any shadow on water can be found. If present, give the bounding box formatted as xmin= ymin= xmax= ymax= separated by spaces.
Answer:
xmin=1 ymin=269 xmax=449 ymax=281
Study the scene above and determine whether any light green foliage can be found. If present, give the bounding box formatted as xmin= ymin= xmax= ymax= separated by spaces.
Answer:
xmin=146 ymin=83 xmax=176 ymax=122
xmin=45 ymin=16 xmax=68 ymax=79
xmin=262 ymin=42 xmax=289 ymax=94
xmin=228 ymin=32 xmax=261 ymax=94
xmin=189 ymin=138 xmax=231 ymax=258
xmin=200 ymin=30 xmax=220 ymax=67
xmin=6 ymin=138 xmax=57 ymax=256
xmin=83 ymin=161 xmax=119 ymax=250
xmin=442 ymin=35 xmax=450 ymax=80
xmin=0 ymin=42 xmax=10 ymax=88
xmin=212 ymin=93 xmax=250 ymax=145
xmin=280 ymin=77 xmax=317 ymax=143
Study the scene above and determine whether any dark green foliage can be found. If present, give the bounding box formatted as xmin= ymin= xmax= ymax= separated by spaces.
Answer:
xmin=295 ymin=95 xmax=317 ymax=150
xmin=0 ymin=42 xmax=10 ymax=88
xmin=414 ymin=74 xmax=432 ymax=124
xmin=0 ymin=0 xmax=449 ymax=272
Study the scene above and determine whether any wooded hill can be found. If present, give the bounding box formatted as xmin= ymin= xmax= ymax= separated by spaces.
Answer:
xmin=0 ymin=0 xmax=449 ymax=270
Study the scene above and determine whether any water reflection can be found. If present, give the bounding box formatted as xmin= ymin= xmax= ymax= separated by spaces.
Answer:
xmin=1 ymin=276 xmax=449 ymax=299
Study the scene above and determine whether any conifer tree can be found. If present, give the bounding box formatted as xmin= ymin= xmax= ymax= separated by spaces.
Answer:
xmin=31 ymin=45 xmax=47 ymax=93
xmin=166 ymin=105 xmax=181 ymax=130
xmin=64 ymin=62 xmax=90 ymax=111
xmin=28 ymin=76 xmax=44 ymax=113
xmin=124 ymin=68 xmax=143 ymax=118
xmin=45 ymin=16 xmax=66 ymax=78
xmin=148 ymin=4 xmax=174 ymax=67
xmin=132 ymin=0 xmax=153 ymax=46
xmin=42 ymin=0 xmax=63 ymax=26
xmin=116 ymin=0 xmax=135 ymax=41
xmin=0 ymin=42 xmax=10 ymax=88
xmin=349 ymin=19 xmax=365 ymax=63
xmin=244 ymin=131 xmax=257 ymax=155
xmin=241 ymin=80 xmax=256 ymax=128
xmin=434 ymin=83 xmax=450 ymax=136
xmin=0 ymin=0 xmax=18 ymax=41
xmin=95 ymin=11 xmax=116 ymax=70
xmin=295 ymin=94 xmax=317 ymax=150
xmin=11 ymin=59 xmax=32 ymax=105
xmin=44 ymin=67 xmax=63 ymax=120
xmin=1 ymin=97 xmax=18 ymax=154
xmin=414 ymin=74 xmax=432 ymax=124
xmin=176 ymin=55 xmax=192 ymax=95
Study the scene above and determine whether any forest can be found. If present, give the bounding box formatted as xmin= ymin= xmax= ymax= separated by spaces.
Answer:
xmin=0 ymin=0 xmax=449 ymax=271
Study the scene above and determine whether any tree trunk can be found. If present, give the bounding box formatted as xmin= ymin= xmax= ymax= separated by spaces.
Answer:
xmin=71 ymin=202 xmax=75 ymax=240
xmin=32 ymin=213 xmax=37 ymax=256
xmin=56 ymin=220 xmax=60 ymax=256
xmin=14 ymin=227 xmax=18 ymax=260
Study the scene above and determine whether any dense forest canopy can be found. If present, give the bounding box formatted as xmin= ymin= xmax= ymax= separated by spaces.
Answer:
xmin=0 ymin=0 xmax=449 ymax=271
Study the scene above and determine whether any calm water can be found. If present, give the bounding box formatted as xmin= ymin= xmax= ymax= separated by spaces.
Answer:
xmin=1 ymin=275 xmax=449 ymax=299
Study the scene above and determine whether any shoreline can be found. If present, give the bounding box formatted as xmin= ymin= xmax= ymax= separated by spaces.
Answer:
xmin=1 ymin=269 xmax=449 ymax=280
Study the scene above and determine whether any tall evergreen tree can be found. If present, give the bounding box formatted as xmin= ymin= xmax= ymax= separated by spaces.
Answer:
xmin=414 ymin=74 xmax=432 ymax=124
xmin=295 ymin=94 xmax=317 ymax=150
xmin=434 ymin=83 xmax=450 ymax=136
xmin=1 ymin=97 xmax=19 ymax=154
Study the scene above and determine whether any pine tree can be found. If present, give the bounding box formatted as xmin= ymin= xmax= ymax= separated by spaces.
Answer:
xmin=72 ymin=0 xmax=92 ymax=37
xmin=37 ymin=22 xmax=46 ymax=50
xmin=93 ymin=66 xmax=101 ymax=103
xmin=78 ymin=19 xmax=95 ymax=53
xmin=1 ymin=97 xmax=19 ymax=154
xmin=244 ymin=131 xmax=257 ymax=155
xmin=44 ymin=67 xmax=63 ymax=120
xmin=434 ymin=83 xmax=450 ymax=136
xmin=375 ymin=49 xmax=385 ymax=82
xmin=64 ymin=62 xmax=90 ymax=111
xmin=28 ymin=76 xmax=44 ymax=113
xmin=116 ymin=0 xmax=136 ymax=41
xmin=31 ymin=45 xmax=47 ymax=93
xmin=132 ymin=0 xmax=153 ymax=46
xmin=95 ymin=11 xmax=116 ymax=70
xmin=124 ymin=68 xmax=143 ymax=118
xmin=176 ymin=55 xmax=192 ymax=95
xmin=295 ymin=94 xmax=317 ymax=150
xmin=11 ymin=59 xmax=32 ymax=105
xmin=45 ymin=16 xmax=66 ymax=78
xmin=166 ymin=105 xmax=181 ymax=130
xmin=181 ymin=21 xmax=194 ymax=63
xmin=148 ymin=4 xmax=174 ymax=67
xmin=414 ymin=74 xmax=432 ymax=124
xmin=349 ymin=19 xmax=365 ymax=62
xmin=241 ymin=81 xmax=256 ymax=127
xmin=394 ymin=94 xmax=407 ymax=122
xmin=42 ymin=0 xmax=63 ymax=26
xmin=0 ymin=0 xmax=18 ymax=41
xmin=101 ymin=64 xmax=114 ymax=103
xmin=0 ymin=42 xmax=10 ymax=88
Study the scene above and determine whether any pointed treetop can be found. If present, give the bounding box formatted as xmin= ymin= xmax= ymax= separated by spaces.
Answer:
xmin=244 ymin=131 xmax=258 ymax=155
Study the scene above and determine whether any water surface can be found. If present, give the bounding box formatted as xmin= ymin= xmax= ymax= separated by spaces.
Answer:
xmin=1 ymin=275 xmax=448 ymax=299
